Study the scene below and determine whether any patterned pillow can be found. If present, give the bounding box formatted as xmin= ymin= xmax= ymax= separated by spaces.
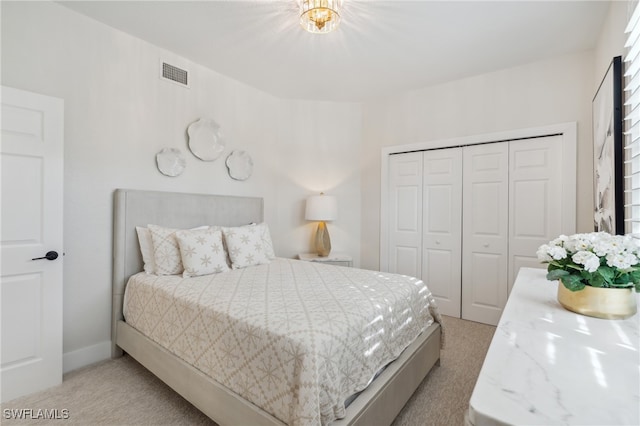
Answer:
xmin=148 ymin=224 xmax=208 ymax=275
xmin=176 ymin=228 xmax=230 ymax=277
xmin=136 ymin=226 xmax=157 ymax=274
xmin=222 ymin=224 xmax=271 ymax=269
xmin=255 ymin=222 xmax=276 ymax=259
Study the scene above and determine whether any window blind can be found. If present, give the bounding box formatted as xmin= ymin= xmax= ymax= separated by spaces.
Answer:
xmin=624 ymin=3 xmax=640 ymax=235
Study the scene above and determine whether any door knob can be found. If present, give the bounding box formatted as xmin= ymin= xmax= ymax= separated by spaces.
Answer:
xmin=32 ymin=251 xmax=59 ymax=261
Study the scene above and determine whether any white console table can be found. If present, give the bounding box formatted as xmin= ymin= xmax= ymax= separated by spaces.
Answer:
xmin=468 ymin=267 xmax=640 ymax=426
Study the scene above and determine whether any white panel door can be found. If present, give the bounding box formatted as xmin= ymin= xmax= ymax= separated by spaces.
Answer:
xmin=388 ymin=152 xmax=423 ymax=278
xmin=1 ymin=86 xmax=64 ymax=402
xmin=422 ymin=148 xmax=462 ymax=317
xmin=462 ymin=143 xmax=508 ymax=325
xmin=508 ymin=136 xmax=563 ymax=292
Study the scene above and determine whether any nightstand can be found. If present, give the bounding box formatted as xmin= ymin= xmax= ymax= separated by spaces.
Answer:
xmin=297 ymin=252 xmax=353 ymax=267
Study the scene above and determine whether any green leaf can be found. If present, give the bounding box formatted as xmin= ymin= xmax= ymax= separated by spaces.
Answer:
xmin=598 ymin=266 xmax=615 ymax=284
xmin=547 ymin=269 xmax=569 ymax=281
xmin=615 ymin=274 xmax=631 ymax=285
xmin=561 ymin=274 xmax=585 ymax=291
xmin=629 ymin=268 xmax=640 ymax=282
xmin=548 ymin=262 xmax=566 ymax=271
xmin=635 ymin=281 xmax=640 ymax=293
xmin=565 ymin=263 xmax=583 ymax=272
xmin=590 ymin=274 xmax=606 ymax=288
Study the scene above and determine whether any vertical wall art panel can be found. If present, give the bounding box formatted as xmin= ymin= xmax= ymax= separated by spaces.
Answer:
xmin=593 ymin=56 xmax=623 ymax=234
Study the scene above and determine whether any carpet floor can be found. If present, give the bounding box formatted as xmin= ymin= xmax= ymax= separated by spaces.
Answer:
xmin=2 ymin=316 xmax=495 ymax=426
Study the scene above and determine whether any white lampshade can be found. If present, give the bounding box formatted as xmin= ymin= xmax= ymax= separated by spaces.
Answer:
xmin=305 ymin=194 xmax=337 ymax=221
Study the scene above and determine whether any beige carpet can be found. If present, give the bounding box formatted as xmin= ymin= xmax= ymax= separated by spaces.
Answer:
xmin=2 ymin=316 xmax=495 ymax=426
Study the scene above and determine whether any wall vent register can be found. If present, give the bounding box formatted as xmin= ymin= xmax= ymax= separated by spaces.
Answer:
xmin=161 ymin=62 xmax=189 ymax=87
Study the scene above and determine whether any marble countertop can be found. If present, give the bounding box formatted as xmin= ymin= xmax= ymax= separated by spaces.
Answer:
xmin=468 ymin=267 xmax=640 ymax=426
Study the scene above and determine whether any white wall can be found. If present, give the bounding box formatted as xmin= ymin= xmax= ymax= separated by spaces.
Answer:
xmin=360 ymin=51 xmax=595 ymax=271
xmin=276 ymin=99 xmax=362 ymax=260
xmin=594 ymin=1 xmax=630 ymax=84
xmin=1 ymin=1 xmax=362 ymax=370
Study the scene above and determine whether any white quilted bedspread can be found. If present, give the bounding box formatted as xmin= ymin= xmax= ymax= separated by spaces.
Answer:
xmin=123 ymin=258 xmax=441 ymax=426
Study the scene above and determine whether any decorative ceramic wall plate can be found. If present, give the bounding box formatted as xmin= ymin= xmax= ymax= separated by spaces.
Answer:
xmin=156 ymin=148 xmax=186 ymax=177
xmin=226 ymin=150 xmax=253 ymax=181
xmin=187 ymin=118 xmax=225 ymax=161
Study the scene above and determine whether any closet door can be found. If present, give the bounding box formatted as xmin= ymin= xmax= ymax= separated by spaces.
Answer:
xmin=508 ymin=136 xmax=563 ymax=292
xmin=422 ymin=148 xmax=462 ymax=317
xmin=462 ymin=143 xmax=509 ymax=325
xmin=388 ymin=152 xmax=423 ymax=278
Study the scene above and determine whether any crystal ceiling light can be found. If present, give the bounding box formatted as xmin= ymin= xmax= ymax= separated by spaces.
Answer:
xmin=299 ymin=0 xmax=342 ymax=34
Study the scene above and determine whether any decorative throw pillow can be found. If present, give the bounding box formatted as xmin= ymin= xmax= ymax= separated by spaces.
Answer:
xmin=136 ymin=226 xmax=157 ymax=274
xmin=148 ymin=224 xmax=208 ymax=275
xmin=222 ymin=224 xmax=271 ymax=269
xmin=176 ymin=228 xmax=230 ymax=277
xmin=255 ymin=222 xmax=276 ymax=260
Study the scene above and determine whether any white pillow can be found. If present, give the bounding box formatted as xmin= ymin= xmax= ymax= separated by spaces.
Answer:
xmin=136 ymin=226 xmax=157 ymax=274
xmin=176 ymin=228 xmax=230 ymax=277
xmin=148 ymin=224 xmax=208 ymax=275
xmin=255 ymin=222 xmax=276 ymax=259
xmin=222 ymin=224 xmax=271 ymax=269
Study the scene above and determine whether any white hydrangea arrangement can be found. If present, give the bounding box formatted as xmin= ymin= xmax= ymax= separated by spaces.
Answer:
xmin=537 ymin=232 xmax=640 ymax=292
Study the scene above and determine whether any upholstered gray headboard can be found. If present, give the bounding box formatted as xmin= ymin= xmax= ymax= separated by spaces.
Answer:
xmin=111 ymin=188 xmax=264 ymax=356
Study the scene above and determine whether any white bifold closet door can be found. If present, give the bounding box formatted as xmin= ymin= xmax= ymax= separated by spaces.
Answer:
xmin=387 ymin=135 xmax=564 ymax=325
xmin=461 ymin=143 xmax=509 ymax=325
xmin=507 ymin=137 xmax=563 ymax=293
xmin=461 ymin=138 xmax=563 ymax=324
xmin=422 ymin=148 xmax=462 ymax=317
xmin=388 ymin=152 xmax=423 ymax=278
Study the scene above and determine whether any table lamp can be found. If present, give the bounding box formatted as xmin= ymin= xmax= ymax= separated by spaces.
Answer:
xmin=305 ymin=193 xmax=337 ymax=256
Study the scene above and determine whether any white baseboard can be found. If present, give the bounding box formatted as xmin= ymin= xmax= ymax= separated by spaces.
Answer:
xmin=63 ymin=340 xmax=111 ymax=374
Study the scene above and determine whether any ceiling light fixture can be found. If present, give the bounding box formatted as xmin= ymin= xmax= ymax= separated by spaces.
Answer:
xmin=299 ymin=0 xmax=342 ymax=34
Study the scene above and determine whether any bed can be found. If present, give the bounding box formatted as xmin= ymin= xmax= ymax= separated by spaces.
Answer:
xmin=112 ymin=188 xmax=442 ymax=426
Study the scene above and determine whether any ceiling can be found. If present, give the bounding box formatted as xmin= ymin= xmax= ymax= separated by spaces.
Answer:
xmin=58 ymin=1 xmax=611 ymax=102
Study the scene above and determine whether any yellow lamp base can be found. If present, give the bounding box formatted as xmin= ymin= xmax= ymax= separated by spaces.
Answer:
xmin=315 ymin=221 xmax=331 ymax=257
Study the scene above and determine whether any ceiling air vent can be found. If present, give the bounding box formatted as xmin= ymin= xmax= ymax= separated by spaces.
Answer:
xmin=160 ymin=61 xmax=190 ymax=88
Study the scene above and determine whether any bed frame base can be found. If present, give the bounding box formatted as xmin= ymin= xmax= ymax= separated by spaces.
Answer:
xmin=117 ymin=320 xmax=440 ymax=426
xmin=117 ymin=321 xmax=283 ymax=426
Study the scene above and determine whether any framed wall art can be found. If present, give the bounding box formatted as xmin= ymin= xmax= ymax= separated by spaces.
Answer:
xmin=593 ymin=55 xmax=623 ymax=235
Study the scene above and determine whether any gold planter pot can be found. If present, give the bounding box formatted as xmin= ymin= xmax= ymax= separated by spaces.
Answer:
xmin=557 ymin=281 xmax=637 ymax=320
